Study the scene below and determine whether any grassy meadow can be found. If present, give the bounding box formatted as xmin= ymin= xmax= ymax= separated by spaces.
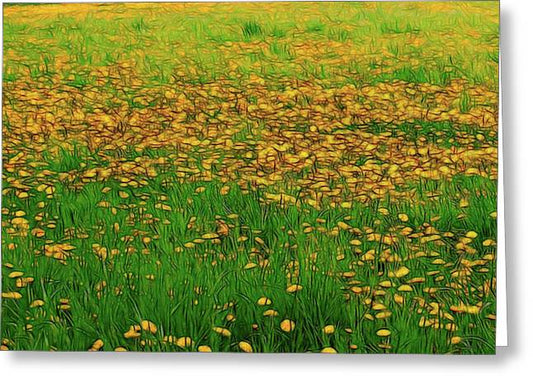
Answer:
xmin=1 ymin=2 xmax=499 ymax=354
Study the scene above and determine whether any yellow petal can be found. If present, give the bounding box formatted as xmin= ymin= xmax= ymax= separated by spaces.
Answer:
xmin=30 ymin=299 xmax=45 ymax=307
xmin=322 ymin=325 xmax=335 ymax=334
xmin=376 ymin=329 xmax=391 ymax=337
xmin=238 ymin=341 xmax=253 ymax=353
xmin=176 ymin=337 xmax=194 ymax=348
xmin=451 ymin=336 xmax=462 ymax=344
xmin=389 ymin=266 xmax=410 ymax=278
xmin=257 ymin=297 xmax=272 ymax=306
xmin=286 ymin=284 xmax=303 ymax=293
xmin=89 ymin=339 xmax=104 ymax=351
xmin=212 ymin=327 xmax=232 ymax=337
xmin=1 ymin=292 xmax=22 ymax=299
xmin=280 ymin=319 xmax=295 ymax=332
xmin=140 ymin=320 xmax=157 ymax=334
xmin=398 ymin=213 xmax=409 ymax=222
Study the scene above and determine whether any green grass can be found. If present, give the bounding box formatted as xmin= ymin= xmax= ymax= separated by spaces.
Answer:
xmin=2 ymin=2 xmax=499 ymax=88
xmin=1 ymin=2 xmax=498 ymax=353
xmin=2 ymin=145 xmax=496 ymax=353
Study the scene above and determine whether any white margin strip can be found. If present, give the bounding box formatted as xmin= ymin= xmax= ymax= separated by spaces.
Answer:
xmin=496 ymin=35 xmax=507 ymax=346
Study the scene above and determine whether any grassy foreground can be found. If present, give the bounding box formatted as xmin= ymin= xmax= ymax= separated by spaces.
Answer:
xmin=2 ymin=2 xmax=499 ymax=353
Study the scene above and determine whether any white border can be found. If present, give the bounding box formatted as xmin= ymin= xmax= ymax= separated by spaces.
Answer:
xmin=496 ymin=33 xmax=507 ymax=346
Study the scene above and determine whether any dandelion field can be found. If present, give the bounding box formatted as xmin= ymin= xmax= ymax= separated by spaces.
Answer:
xmin=1 ymin=2 xmax=499 ymax=353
